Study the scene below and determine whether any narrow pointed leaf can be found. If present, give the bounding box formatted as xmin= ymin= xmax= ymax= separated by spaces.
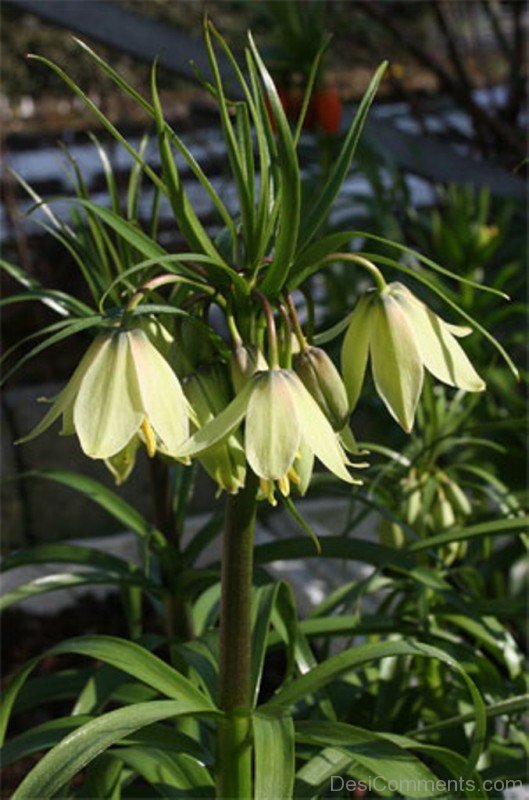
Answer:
xmin=254 ymin=709 xmax=295 ymax=800
xmin=12 ymin=701 xmax=218 ymax=799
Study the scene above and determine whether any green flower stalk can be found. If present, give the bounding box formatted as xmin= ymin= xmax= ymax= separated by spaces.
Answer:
xmin=19 ymin=328 xmax=191 ymax=482
xmin=342 ymin=282 xmax=485 ymax=432
xmin=183 ymin=364 xmax=246 ymax=495
xmin=179 ymin=367 xmax=361 ymax=506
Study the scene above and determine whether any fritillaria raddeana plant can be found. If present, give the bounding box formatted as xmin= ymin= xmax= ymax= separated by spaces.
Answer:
xmin=1 ymin=21 xmax=521 ymax=800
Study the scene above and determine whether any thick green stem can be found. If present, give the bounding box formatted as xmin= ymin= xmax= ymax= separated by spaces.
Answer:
xmin=216 ymin=472 xmax=258 ymax=799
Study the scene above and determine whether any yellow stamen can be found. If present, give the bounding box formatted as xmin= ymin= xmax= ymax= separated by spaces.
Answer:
xmin=278 ymin=474 xmax=291 ymax=497
xmin=287 ymin=466 xmax=301 ymax=485
xmin=260 ymin=478 xmax=277 ymax=506
xmin=141 ymin=418 xmax=157 ymax=458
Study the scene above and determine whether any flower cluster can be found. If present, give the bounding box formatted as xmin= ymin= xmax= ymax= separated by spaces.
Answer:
xmin=21 ymin=277 xmax=485 ymax=505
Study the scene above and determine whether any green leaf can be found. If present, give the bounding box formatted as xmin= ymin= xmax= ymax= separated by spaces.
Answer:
xmin=295 ymin=747 xmax=354 ymax=798
xmin=251 ymin=583 xmax=291 ymax=705
xmin=408 ymin=694 xmax=529 ymax=737
xmin=14 ymin=470 xmax=165 ymax=546
xmin=266 ymin=639 xmax=486 ymax=773
xmin=296 ymin=721 xmax=440 ymax=798
xmin=0 ymin=571 xmax=152 ymax=612
xmin=290 ymin=231 xmax=357 ymax=283
xmin=1 ymin=316 xmax=103 ymax=386
xmin=407 ymin=515 xmax=529 ymax=552
xmin=254 ymin=535 xmax=450 ymax=591
xmin=253 ymin=709 xmax=295 ymax=800
xmin=73 ymin=663 xmax=132 ymax=716
xmin=0 ymin=259 xmax=91 ymax=316
xmin=73 ymin=37 xmax=237 ymax=247
xmin=113 ymin=745 xmax=215 ymax=797
xmin=1 ymin=542 xmax=142 ymax=579
xmin=359 ymin=231 xmax=509 ymax=298
xmin=298 ymin=62 xmax=388 ymax=251
xmin=1 ymin=635 xmax=218 ymax=746
xmin=291 ymin=614 xmax=413 ymax=641
xmin=178 ymin=379 xmax=253 ymax=458
xmin=183 ymin=511 xmax=223 ymax=566
xmin=77 ymin=753 xmax=124 ymax=800
xmin=151 ymin=60 xmax=226 ymax=270
xmin=27 ymin=54 xmax=168 ymax=199
xmin=204 ymin=24 xmax=254 ymax=260
xmin=12 ymin=700 xmax=218 ymax=799
xmin=0 ymin=318 xmax=83 ymax=369
xmin=0 ymin=715 xmax=92 ymax=768
xmin=14 ymin=668 xmax=94 ymax=715
xmin=312 ymin=311 xmax=352 ymax=345
xmin=438 ymin=614 xmax=523 ymax=679
xmin=248 ymin=33 xmax=301 ymax=294
xmin=123 ymin=722 xmax=213 ymax=765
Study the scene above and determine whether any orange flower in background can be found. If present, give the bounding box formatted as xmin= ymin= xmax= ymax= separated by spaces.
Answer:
xmin=314 ymin=83 xmax=342 ymax=134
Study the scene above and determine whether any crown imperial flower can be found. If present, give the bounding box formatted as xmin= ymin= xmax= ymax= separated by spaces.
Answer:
xmin=179 ymin=367 xmax=360 ymax=505
xmin=19 ymin=329 xmax=191 ymax=480
xmin=341 ymin=282 xmax=485 ymax=432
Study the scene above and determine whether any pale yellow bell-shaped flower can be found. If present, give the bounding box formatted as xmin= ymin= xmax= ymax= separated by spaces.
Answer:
xmin=341 ymin=282 xmax=485 ymax=432
xmin=178 ymin=367 xmax=361 ymax=506
xmin=19 ymin=329 xmax=191 ymax=482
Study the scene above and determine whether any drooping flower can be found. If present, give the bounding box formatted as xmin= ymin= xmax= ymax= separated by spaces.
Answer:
xmin=178 ymin=368 xmax=361 ymax=505
xmin=183 ymin=364 xmax=246 ymax=494
xmin=341 ymin=282 xmax=485 ymax=432
xmin=19 ymin=328 xmax=191 ymax=482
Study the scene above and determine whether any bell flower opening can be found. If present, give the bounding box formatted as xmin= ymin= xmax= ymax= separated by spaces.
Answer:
xmin=178 ymin=368 xmax=362 ymax=506
xmin=341 ymin=282 xmax=485 ymax=432
xmin=19 ymin=329 xmax=191 ymax=480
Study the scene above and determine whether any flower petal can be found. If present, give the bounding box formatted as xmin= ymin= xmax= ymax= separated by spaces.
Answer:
xmin=370 ymin=293 xmax=423 ymax=432
xmin=128 ymin=330 xmax=189 ymax=456
xmin=341 ymin=293 xmax=375 ymax=411
xmin=178 ymin=379 xmax=253 ymax=458
xmin=294 ymin=438 xmax=314 ymax=496
xmin=391 ymin=286 xmax=485 ymax=392
xmin=17 ymin=335 xmax=108 ymax=445
xmin=245 ymin=370 xmax=301 ymax=481
xmin=105 ymin=436 xmax=141 ymax=485
xmin=286 ymin=372 xmax=357 ymax=484
xmin=74 ymin=333 xmax=143 ymax=459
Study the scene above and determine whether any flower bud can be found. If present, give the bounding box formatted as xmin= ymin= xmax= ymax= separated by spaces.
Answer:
xmin=183 ymin=364 xmax=246 ymax=494
xmin=294 ymin=346 xmax=349 ymax=431
xmin=230 ymin=344 xmax=267 ymax=393
xmin=443 ymin=476 xmax=472 ymax=516
xmin=379 ymin=518 xmax=406 ymax=549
